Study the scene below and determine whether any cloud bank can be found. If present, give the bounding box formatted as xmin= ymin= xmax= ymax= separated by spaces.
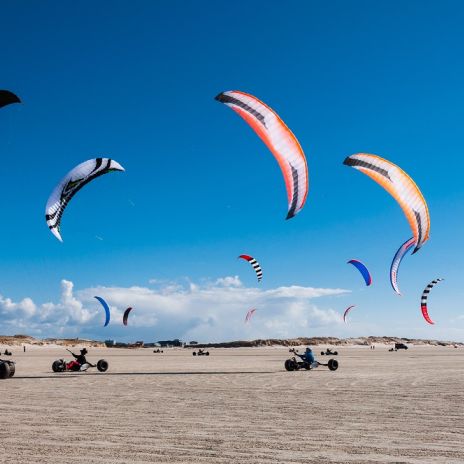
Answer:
xmin=0 ymin=277 xmax=349 ymax=342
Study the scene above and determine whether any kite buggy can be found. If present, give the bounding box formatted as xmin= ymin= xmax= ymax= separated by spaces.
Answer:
xmin=285 ymin=348 xmax=338 ymax=371
xmin=0 ymin=359 xmax=15 ymax=379
xmin=320 ymin=348 xmax=338 ymax=356
xmin=52 ymin=349 xmax=109 ymax=373
xmin=192 ymin=349 xmax=210 ymax=356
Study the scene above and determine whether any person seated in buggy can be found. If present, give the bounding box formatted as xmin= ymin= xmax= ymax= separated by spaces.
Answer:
xmin=67 ymin=348 xmax=94 ymax=371
xmin=296 ymin=347 xmax=318 ymax=368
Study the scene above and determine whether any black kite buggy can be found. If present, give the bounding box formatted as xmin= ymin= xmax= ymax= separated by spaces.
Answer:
xmin=285 ymin=349 xmax=338 ymax=372
xmin=320 ymin=348 xmax=338 ymax=356
xmin=192 ymin=349 xmax=209 ymax=356
xmin=0 ymin=359 xmax=15 ymax=379
xmin=52 ymin=349 xmax=108 ymax=373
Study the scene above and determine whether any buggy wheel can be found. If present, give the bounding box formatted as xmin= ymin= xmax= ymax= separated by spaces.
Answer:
xmin=192 ymin=352 xmax=196 ymax=356
xmin=328 ymin=359 xmax=339 ymax=371
xmin=205 ymin=352 xmax=209 ymax=356
xmin=52 ymin=360 xmax=64 ymax=372
xmin=284 ymin=359 xmax=296 ymax=371
xmin=97 ymin=359 xmax=109 ymax=372
xmin=8 ymin=362 xmax=15 ymax=377
xmin=333 ymin=351 xmax=338 ymax=356
xmin=0 ymin=362 xmax=10 ymax=379
xmin=320 ymin=352 xmax=325 ymax=356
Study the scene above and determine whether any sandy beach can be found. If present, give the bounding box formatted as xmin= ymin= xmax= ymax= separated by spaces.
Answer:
xmin=0 ymin=345 xmax=463 ymax=463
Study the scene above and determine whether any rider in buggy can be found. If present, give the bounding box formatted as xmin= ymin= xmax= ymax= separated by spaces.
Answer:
xmin=296 ymin=347 xmax=319 ymax=369
xmin=66 ymin=348 xmax=95 ymax=371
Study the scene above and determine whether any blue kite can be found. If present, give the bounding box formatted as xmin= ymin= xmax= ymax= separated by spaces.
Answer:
xmin=347 ymin=259 xmax=372 ymax=286
xmin=94 ymin=296 xmax=111 ymax=327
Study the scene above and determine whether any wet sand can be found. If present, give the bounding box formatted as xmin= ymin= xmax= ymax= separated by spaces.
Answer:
xmin=0 ymin=345 xmax=463 ymax=463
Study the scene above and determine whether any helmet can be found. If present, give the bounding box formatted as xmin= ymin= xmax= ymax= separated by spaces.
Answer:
xmin=80 ymin=348 xmax=88 ymax=355
xmin=305 ymin=347 xmax=312 ymax=352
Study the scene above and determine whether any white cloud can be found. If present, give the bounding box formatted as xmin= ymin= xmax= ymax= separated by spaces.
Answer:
xmin=214 ymin=276 xmax=243 ymax=288
xmin=0 ymin=277 xmax=350 ymax=342
xmin=0 ymin=296 xmax=36 ymax=318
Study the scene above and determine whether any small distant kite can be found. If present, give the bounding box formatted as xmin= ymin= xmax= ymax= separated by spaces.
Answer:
xmin=94 ymin=296 xmax=111 ymax=327
xmin=420 ymin=278 xmax=444 ymax=325
xmin=343 ymin=305 xmax=356 ymax=323
xmin=347 ymin=260 xmax=372 ymax=286
xmin=239 ymin=255 xmax=263 ymax=282
xmin=343 ymin=153 xmax=430 ymax=254
xmin=123 ymin=307 xmax=133 ymax=326
xmin=0 ymin=90 xmax=20 ymax=109
xmin=245 ymin=308 xmax=257 ymax=324
xmin=390 ymin=237 xmax=416 ymax=295
xmin=216 ymin=90 xmax=308 ymax=219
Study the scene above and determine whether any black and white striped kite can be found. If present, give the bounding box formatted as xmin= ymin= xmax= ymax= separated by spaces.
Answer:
xmin=238 ymin=255 xmax=263 ymax=282
xmin=420 ymin=278 xmax=444 ymax=325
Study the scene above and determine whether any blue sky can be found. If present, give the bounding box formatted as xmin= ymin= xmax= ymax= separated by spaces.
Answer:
xmin=1 ymin=1 xmax=464 ymax=342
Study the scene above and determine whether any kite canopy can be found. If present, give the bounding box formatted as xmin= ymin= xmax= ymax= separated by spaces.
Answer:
xmin=347 ymin=260 xmax=372 ymax=286
xmin=344 ymin=153 xmax=430 ymax=254
xmin=0 ymin=90 xmax=20 ymax=109
xmin=94 ymin=296 xmax=111 ymax=327
xmin=239 ymin=255 xmax=263 ymax=282
xmin=123 ymin=307 xmax=133 ymax=326
xmin=45 ymin=158 xmax=125 ymax=241
xmin=343 ymin=305 xmax=356 ymax=323
xmin=245 ymin=308 xmax=257 ymax=324
xmin=390 ymin=237 xmax=416 ymax=295
xmin=420 ymin=278 xmax=444 ymax=325
xmin=216 ymin=90 xmax=308 ymax=219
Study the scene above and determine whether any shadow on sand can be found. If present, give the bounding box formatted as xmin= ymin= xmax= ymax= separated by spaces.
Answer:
xmin=13 ymin=370 xmax=279 ymax=380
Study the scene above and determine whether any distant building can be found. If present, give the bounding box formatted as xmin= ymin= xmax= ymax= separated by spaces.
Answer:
xmin=105 ymin=340 xmax=115 ymax=347
xmin=157 ymin=339 xmax=183 ymax=347
xmin=189 ymin=341 xmax=198 ymax=345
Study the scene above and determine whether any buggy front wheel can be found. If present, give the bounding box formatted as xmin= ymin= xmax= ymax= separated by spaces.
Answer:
xmin=97 ymin=359 xmax=109 ymax=372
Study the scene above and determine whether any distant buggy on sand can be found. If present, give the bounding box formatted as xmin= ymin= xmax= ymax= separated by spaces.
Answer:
xmin=0 ymin=359 xmax=15 ymax=379
xmin=320 ymin=348 xmax=338 ymax=356
xmin=192 ymin=349 xmax=209 ymax=356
